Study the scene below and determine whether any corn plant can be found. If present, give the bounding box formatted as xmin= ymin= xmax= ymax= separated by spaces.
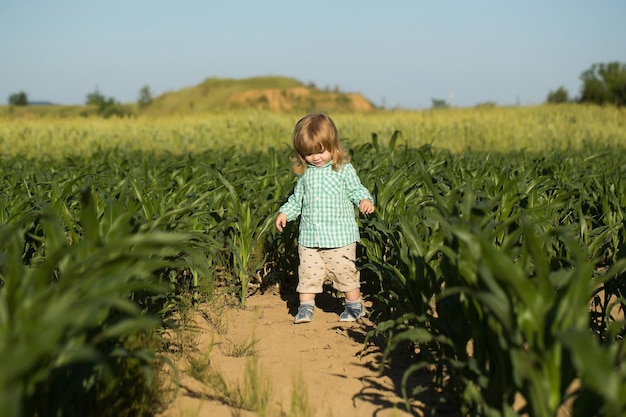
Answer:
xmin=214 ymin=160 xmax=278 ymax=307
xmin=0 ymin=188 xmax=214 ymax=417
xmin=357 ymin=140 xmax=626 ymax=416
xmin=2 ymin=107 xmax=626 ymax=415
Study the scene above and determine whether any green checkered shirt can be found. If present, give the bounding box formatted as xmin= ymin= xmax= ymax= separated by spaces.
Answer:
xmin=279 ymin=162 xmax=373 ymax=248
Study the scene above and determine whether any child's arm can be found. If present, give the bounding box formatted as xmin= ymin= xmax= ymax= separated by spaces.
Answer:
xmin=343 ymin=164 xmax=374 ymax=212
xmin=276 ymin=212 xmax=288 ymax=232
xmin=359 ymin=199 xmax=374 ymax=214
xmin=276 ymin=176 xmax=304 ymax=232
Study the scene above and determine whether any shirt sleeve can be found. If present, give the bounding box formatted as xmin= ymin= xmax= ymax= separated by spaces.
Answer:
xmin=278 ymin=176 xmax=304 ymax=222
xmin=343 ymin=163 xmax=373 ymax=207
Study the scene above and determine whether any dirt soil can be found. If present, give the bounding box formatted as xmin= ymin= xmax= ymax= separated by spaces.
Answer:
xmin=156 ymin=289 xmax=427 ymax=417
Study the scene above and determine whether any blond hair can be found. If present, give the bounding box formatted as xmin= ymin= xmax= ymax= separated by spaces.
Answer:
xmin=290 ymin=114 xmax=350 ymax=175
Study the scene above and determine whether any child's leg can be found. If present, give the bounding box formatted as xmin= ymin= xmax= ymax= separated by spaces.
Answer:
xmin=340 ymin=286 xmax=365 ymax=322
xmin=322 ymin=243 xmax=359 ymax=295
xmin=344 ymin=287 xmax=361 ymax=302
xmin=294 ymin=245 xmax=324 ymax=324
xmin=294 ymin=298 xmax=315 ymax=324
xmin=299 ymin=293 xmax=316 ymax=303
xmin=320 ymin=243 xmax=366 ymax=322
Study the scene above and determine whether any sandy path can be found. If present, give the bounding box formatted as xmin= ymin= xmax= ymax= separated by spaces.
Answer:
xmin=157 ymin=290 xmax=422 ymax=417
xmin=153 ymin=273 xmax=614 ymax=417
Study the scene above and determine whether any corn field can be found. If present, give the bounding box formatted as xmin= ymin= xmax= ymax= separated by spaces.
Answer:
xmin=1 ymin=105 xmax=625 ymax=416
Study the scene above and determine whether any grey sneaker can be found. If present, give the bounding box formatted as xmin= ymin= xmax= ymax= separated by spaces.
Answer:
xmin=294 ymin=304 xmax=314 ymax=324
xmin=338 ymin=302 xmax=365 ymax=322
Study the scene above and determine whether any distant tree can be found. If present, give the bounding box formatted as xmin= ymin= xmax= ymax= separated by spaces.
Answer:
xmin=85 ymin=87 xmax=132 ymax=118
xmin=8 ymin=91 xmax=28 ymax=106
xmin=546 ymin=86 xmax=570 ymax=104
xmin=431 ymin=98 xmax=449 ymax=109
xmin=475 ymin=101 xmax=497 ymax=108
xmin=579 ymin=61 xmax=626 ymax=106
xmin=86 ymin=88 xmax=107 ymax=107
xmin=137 ymin=85 xmax=153 ymax=109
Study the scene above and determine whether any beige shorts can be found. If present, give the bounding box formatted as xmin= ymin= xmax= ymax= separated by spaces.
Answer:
xmin=297 ymin=243 xmax=360 ymax=294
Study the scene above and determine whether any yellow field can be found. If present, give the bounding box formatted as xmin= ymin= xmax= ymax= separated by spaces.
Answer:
xmin=1 ymin=104 xmax=624 ymax=159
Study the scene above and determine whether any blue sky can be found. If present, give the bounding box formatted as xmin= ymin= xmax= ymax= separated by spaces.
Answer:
xmin=1 ymin=0 xmax=624 ymax=109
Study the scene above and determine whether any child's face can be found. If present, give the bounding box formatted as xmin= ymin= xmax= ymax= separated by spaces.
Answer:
xmin=304 ymin=150 xmax=332 ymax=167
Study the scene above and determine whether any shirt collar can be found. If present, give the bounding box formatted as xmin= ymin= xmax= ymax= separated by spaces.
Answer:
xmin=307 ymin=161 xmax=333 ymax=169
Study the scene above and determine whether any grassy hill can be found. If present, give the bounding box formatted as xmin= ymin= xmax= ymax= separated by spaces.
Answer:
xmin=1 ymin=76 xmax=376 ymax=118
xmin=143 ymin=75 xmax=376 ymax=115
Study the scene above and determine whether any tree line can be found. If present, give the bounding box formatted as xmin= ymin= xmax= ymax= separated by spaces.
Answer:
xmin=546 ymin=61 xmax=626 ymax=105
xmin=81 ymin=86 xmax=153 ymax=117
xmin=6 ymin=62 xmax=626 ymax=111
xmin=7 ymin=85 xmax=153 ymax=118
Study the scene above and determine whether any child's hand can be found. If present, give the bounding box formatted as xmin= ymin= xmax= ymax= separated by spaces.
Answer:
xmin=359 ymin=199 xmax=374 ymax=215
xmin=276 ymin=212 xmax=288 ymax=232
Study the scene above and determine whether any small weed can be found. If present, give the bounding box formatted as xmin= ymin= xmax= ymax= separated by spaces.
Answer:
xmin=290 ymin=365 xmax=314 ymax=417
xmin=222 ymin=334 xmax=259 ymax=358
xmin=188 ymin=354 xmax=273 ymax=415
xmin=170 ymin=306 xmax=202 ymax=357
xmin=239 ymin=356 xmax=273 ymax=415
xmin=200 ymin=298 xmax=229 ymax=335
xmin=186 ymin=334 xmax=215 ymax=382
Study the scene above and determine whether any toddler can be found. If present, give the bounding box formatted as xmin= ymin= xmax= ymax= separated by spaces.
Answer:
xmin=275 ymin=113 xmax=374 ymax=324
